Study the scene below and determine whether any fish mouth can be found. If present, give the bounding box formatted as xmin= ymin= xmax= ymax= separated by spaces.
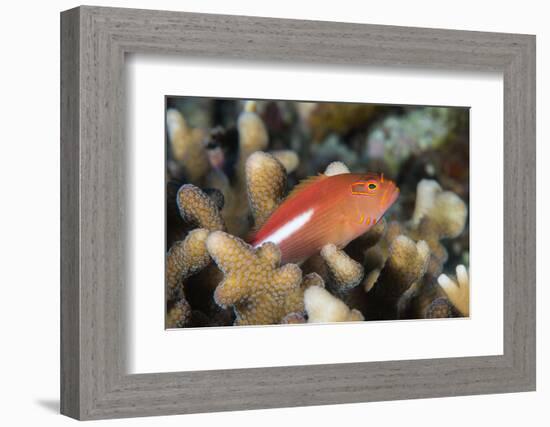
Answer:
xmin=380 ymin=184 xmax=400 ymax=210
xmin=388 ymin=186 xmax=400 ymax=206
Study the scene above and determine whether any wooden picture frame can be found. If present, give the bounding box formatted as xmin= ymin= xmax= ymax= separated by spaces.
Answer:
xmin=60 ymin=6 xmax=536 ymax=420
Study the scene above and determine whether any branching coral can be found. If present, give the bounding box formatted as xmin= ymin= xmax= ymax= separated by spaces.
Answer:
xmin=238 ymin=101 xmax=269 ymax=158
xmin=168 ymin=101 xmax=302 ymax=239
xmin=168 ymin=185 xmax=232 ymax=327
xmin=169 ymin=168 xmax=466 ymax=326
xmin=410 ymin=180 xmax=467 ymax=278
xmin=396 ymin=279 xmax=453 ymax=320
xmin=320 ymin=244 xmax=364 ymax=292
xmin=165 ymin=99 xmax=470 ymax=327
xmin=358 ymin=218 xmax=387 ymax=249
xmin=166 ymin=108 xmax=209 ymax=182
xmin=365 ymin=235 xmax=430 ymax=320
xmin=324 ymin=160 xmax=350 ymax=176
xmin=165 ymin=228 xmax=211 ymax=328
xmin=363 ymin=180 xmax=466 ymax=319
xmin=271 ymin=150 xmax=300 ymax=174
xmin=206 ymin=231 xmax=303 ymax=325
xmin=281 ymin=272 xmax=326 ymax=321
xmin=411 ymin=179 xmax=444 ymax=227
xmin=415 ymin=180 xmax=467 ymax=239
xmin=166 ymin=299 xmax=192 ymax=329
xmin=305 ymin=286 xmax=364 ymax=323
xmin=425 ymin=297 xmax=455 ymax=319
xmin=177 ymin=184 xmax=225 ymax=231
xmin=437 ymin=264 xmax=469 ymax=316
xmin=222 ymin=101 xmax=272 ymax=235
xmin=281 ymin=312 xmax=306 ymax=324
xmin=301 ymin=272 xmax=325 ymax=289
xmin=383 ymin=179 xmax=467 ymax=281
xmin=344 ymin=218 xmax=387 ymax=277
xmin=246 ymin=151 xmax=287 ymax=228
xmin=166 ymin=228 xmax=211 ymax=301
xmin=203 ymin=188 xmax=225 ymax=211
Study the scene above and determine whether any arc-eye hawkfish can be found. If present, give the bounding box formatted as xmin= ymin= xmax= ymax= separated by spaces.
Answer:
xmin=248 ymin=172 xmax=400 ymax=264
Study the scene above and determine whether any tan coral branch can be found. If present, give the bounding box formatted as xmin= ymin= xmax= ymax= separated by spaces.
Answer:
xmin=406 ymin=179 xmax=468 ymax=278
xmin=206 ymin=231 xmax=303 ymax=325
xmin=437 ymin=264 xmax=469 ymax=316
xmin=165 ymin=228 xmax=211 ymax=328
xmin=305 ymin=286 xmax=364 ymax=323
xmin=425 ymin=297 xmax=455 ymax=318
xmin=177 ymin=184 xmax=225 ymax=231
xmin=282 ymin=272 xmax=326 ymax=318
xmin=166 ymin=108 xmax=209 ymax=182
xmin=411 ymin=179 xmax=442 ymax=227
xmin=270 ymin=150 xmax=300 ymax=174
xmin=324 ymin=161 xmax=350 ymax=176
xmin=301 ymin=272 xmax=325 ymax=289
xmin=166 ymin=299 xmax=192 ymax=328
xmin=321 ymin=244 xmax=364 ymax=292
xmin=246 ymin=151 xmax=287 ymax=227
xmin=366 ymin=235 xmax=430 ymax=319
xmin=422 ymin=191 xmax=468 ymax=239
xmin=166 ymin=228 xmax=211 ymax=301
xmin=237 ymin=100 xmax=269 ymax=169
xmin=222 ymin=101 xmax=270 ymax=235
xmin=281 ymin=312 xmax=306 ymax=324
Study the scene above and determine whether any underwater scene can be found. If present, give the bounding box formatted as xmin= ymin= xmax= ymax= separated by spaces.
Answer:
xmin=165 ymin=97 xmax=470 ymax=328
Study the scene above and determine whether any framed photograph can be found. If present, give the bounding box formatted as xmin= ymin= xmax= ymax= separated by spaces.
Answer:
xmin=61 ymin=6 xmax=536 ymax=420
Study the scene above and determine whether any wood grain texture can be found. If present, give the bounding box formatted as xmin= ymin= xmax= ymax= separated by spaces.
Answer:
xmin=60 ymin=6 xmax=536 ymax=420
xmin=60 ymin=7 xmax=80 ymax=419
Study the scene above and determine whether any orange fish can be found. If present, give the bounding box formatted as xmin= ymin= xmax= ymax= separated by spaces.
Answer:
xmin=249 ymin=172 xmax=399 ymax=264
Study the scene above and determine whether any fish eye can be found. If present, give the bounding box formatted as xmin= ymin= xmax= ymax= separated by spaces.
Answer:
xmin=364 ymin=180 xmax=378 ymax=193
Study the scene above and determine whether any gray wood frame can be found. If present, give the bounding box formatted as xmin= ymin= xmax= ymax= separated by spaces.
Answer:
xmin=60 ymin=5 xmax=536 ymax=420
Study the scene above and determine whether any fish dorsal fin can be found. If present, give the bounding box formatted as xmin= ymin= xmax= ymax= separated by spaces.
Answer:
xmin=285 ymin=173 xmax=328 ymax=201
xmin=246 ymin=174 xmax=328 ymax=244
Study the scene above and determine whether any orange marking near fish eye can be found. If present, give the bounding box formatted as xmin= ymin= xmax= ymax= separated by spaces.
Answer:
xmin=379 ymin=188 xmax=388 ymax=207
xmin=365 ymin=217 xmax=371 ymax=225
xmin=351 ymin=182 xmax=371 ymax=195
xmin=351 ymin=180 xmax=378 ymax=196
xmin=380 ymin=173 xmax=384 ymax=183
xmin=373 ymin=217 xmax=377 ymax=225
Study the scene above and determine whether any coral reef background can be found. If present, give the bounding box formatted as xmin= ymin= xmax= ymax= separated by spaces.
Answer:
xmin=165 ymin=97 xmax=470 ymax=328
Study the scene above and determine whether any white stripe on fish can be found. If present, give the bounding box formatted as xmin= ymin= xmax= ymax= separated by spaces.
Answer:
xmin=253 ymin=209 xmax=314 ymax=247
